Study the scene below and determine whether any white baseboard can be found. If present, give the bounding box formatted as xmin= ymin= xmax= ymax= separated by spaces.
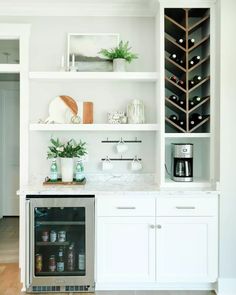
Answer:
xmin=96 ymin=282 xmax=214 ymax=291
xmin=217 ymin=278 xmax=236 ymax=295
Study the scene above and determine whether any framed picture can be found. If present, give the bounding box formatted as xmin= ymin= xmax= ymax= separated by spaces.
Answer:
xmin=67 ymin=33 xmax=119 ymax=72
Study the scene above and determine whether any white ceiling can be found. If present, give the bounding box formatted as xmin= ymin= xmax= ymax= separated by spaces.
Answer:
xmin=0 ymin=0 xmax=158 ymax=17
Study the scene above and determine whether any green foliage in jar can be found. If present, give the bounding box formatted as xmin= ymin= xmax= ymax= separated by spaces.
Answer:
xmin=99 ymin=40 xmax=138 ymax=63
xmin=47 ymin=138 xmax=87 ymax=159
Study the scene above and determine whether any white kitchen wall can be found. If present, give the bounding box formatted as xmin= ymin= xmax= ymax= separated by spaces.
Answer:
xmin=0 ymin=16 xmax=157 ymax=179
xmin=219 ymin=0 xmax=236 ymax=294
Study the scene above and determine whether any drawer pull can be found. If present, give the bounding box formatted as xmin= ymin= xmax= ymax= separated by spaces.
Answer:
xmin=116 ymin=206 xmax=136 ymax=210
xmin=176 ymin=206 xmax=196 ymax=210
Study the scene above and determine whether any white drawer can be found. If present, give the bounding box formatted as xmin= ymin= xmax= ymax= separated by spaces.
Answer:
xmin=97 ymin=197 xmax=155 ymax=217
xmin=157 ymin=197 xmax=218 ymax=217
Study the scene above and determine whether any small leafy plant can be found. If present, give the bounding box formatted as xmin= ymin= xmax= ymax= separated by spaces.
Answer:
xmin=99 ymin=40 xmax=138 ymax=63
xmin=47 ymin=138 xmax=87 ymax=159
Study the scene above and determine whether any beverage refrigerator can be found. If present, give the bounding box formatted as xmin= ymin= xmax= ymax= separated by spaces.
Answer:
xmin=25 ymin=195 xmax=95 ymax=293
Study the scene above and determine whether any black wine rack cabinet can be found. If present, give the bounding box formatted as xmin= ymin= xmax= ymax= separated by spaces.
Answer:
xmin=165 ymin=8 xmax=210 ymax=133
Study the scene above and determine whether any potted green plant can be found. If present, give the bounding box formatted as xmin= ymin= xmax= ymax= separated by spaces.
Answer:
xmin=47 ymin=138 xmax=87 ymax=182
xmin=99 ymin=40 xmax=138 ymax=72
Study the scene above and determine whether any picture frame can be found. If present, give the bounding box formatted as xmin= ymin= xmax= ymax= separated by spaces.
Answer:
xmin=67 ymin=33 xmax=120 ymax=72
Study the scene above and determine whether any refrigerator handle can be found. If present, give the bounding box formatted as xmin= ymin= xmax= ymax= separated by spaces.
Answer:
xmin=25 ymin=199 xmax=31 ymax=289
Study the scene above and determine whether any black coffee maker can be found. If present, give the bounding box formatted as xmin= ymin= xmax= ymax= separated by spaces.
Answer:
xmin=171 ymin=143 xmax=193 ymax=182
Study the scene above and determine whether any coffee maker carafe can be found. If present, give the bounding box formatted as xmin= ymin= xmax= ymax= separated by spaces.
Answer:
xmin=171 ymin=144 xmax=193 ymax=182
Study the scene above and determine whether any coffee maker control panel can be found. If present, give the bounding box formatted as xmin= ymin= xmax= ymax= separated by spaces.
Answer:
xmin=173 ymin=144 xmax=193 ymax=158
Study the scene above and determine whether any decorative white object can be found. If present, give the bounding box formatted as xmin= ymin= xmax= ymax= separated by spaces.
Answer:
xmin=131 ymin=156 xmax=142 ymax=171
xmin=45 ymin=95 xmax=78 ymax=124
xmin=69 ymin=53 xmax=77 ymax=72
xmin=113 ymin=58 xmax=126 ymax=72
xmin=116 ymin=140 xmax=128 ymax=154
xmin=108 ymin=111 xmax=127 ymax=124
xmin=102 ymin=157 xmax=113 ymax=171
xmin=127 ymin=99 xmax=145 ymax=124
xmin=60 ymin=55 xmax=65 ymax=72
xmin=61 ymin=158 xmax=74 ymax=182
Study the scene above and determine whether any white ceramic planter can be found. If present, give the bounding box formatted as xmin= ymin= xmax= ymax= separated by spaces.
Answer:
xmin=113 ymin=58 xmax=126 ymax=72
xmin=61 ymin=157 xmax=74 ymax=182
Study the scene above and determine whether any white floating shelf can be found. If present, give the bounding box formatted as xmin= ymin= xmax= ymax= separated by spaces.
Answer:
xmin=0 ymin=64 xmax=21 ymax=73
xmin=30 ymin=123 xmax=160 ymax=131
xmin=29 ymin=71 xmax=159 ymax=82
xmin=165 ymin=133 xmax=211 ymax=138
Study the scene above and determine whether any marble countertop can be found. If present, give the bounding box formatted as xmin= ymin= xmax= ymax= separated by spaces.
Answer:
xmin=18 ymin=179 xmax=219 ymax=196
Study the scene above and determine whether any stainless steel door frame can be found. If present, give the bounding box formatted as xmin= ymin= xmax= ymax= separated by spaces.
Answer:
xmin=28 ymin=197 xmax=94 ymax=288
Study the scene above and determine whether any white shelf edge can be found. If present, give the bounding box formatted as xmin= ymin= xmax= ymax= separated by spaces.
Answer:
xmin=164 ymin=133 xmax=211 ymax=138
xmin=0 ymin=64 xmax=21 ymax=73
xmin=29 ymin=71 xmax=159 ymax=82
xmin=29 ymin=123 xmax=160 ymax=131
xmin=162 ymin=178 xmax=212 ymax=189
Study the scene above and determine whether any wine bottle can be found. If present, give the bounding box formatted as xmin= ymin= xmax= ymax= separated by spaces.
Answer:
xmin=178 ymin=119 xmax=186 ymax=128
xmin=169 ymin=95 xmax=179 ymax=103
xmin=176 ymin=38 xmax=185 ymax=46
xmin=170 ymin=75 xmax=178 ymax=83
xmin=192 ymin=95 xmax=201 ymax=104
xmin=178 ymin=59 xmax=184 ymax=66
xmin=178 ymin=98 xmax=185 ymax=108
xmin=169 ymin=53 xmax=177 ymax=61
xmin=169 ymin=114 xmax=178 ymax=122
xmin=189 ymin=100 xmax=195 ymax=108
xmin=189 ymin=113 xmax=203 ymax=126
xmin=189 ymin=55 xmax=201 ymax=67
xmin=193 ymin=75 xmax=202 ymax=83
xmin=177 ymin=79 xmax=185 ymax=87
xmin=188 ymin=38 xmax=195 ymax=48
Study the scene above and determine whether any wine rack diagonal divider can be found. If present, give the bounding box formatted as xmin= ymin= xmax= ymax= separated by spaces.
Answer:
xmin=188 ymin=14 xmax=210 ymax=33
xmin=165 ymin=56 xmax=186 ymax=73
xmin=165 ymin=77 xmax=187 ymax=93
xmin=165 ymin=34 xmax=187 ymax=52
xmin=188 ymin=35 xmax=210 ymax=52
xmin=188 ymin=76 xmax=210 ymax=93
xmin=189 ymin=55 xmax=210 ymax=72
xmin=165 ymin=117 xmax=187 ymax=133
xmin=165 ymin=15 xmax=186 ymax=31
xmin=165 ymin=97 xmax=187 ymax=113
xmin=165 ymin=7 xmax=210 ymax=133
xmin=189 ymin=116 xmax=210 ymax=133
xmin=189 ymin=96 xmax=210 ymax=113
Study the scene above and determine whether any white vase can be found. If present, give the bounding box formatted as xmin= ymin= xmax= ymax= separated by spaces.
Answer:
xmin=61 ymin=158 xmax=74 ymax=182
xmin=127 ymin=99 xmax=145 ymax=124
xmin=113 ymin=58 xmax=126 ymax=72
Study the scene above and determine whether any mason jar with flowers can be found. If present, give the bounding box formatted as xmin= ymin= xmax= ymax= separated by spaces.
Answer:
xmin=47 ymin=138 xmax=87 ymax=182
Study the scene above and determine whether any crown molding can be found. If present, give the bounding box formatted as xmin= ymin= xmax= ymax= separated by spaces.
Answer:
xmin=0 ymin=0 xmax=158 ymax=17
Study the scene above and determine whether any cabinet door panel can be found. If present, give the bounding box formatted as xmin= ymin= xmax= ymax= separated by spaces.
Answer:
xmin=156 ymin=217 xmax=217 ymax=282
xmin=96 ymin=217 xmax=155 ymax=283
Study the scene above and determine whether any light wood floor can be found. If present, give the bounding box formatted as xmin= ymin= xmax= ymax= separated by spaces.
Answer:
xmin=0 ymin=217 xmax=19 ymax=263
xmin=0 ymin=218 xmax=215 ymax=295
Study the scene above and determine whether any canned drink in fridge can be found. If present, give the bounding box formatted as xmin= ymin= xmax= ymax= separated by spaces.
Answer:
xmin=41 ymin=231 xmax=49 ymax=242
xmin=58 ymin=231 xmax=66 ymax=242
xmin=50 ymin=230 xmax=57 ymax=242
xmin=35 ymin=254 xmax=42 ymax=273
xmin=49 ymin=255 xmax=56 ymax=272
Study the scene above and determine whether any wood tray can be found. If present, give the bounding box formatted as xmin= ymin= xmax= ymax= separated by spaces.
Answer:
xmin=43 ymin=177 xmax=86 ymax=186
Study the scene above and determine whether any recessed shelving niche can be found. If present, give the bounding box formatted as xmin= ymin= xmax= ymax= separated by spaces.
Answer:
xmin=164 ymin=8 xmax=210 ymax=133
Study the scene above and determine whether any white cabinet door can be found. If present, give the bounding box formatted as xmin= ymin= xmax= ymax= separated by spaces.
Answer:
xmin=96 ymin=217 xmax=155 ymax=283
xmin=156 ymin=217 xmax=218 ymax=283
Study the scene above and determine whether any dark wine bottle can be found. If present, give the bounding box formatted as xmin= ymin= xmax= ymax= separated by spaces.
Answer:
xmin=178 ymin=59 xmax=184 ymax=66
xmin=169 ymin=95 xmax=179 ymax=103
xmin=188 ymin=38 xmax=195 ymax=48
xmin=192 ymin=75 xmax=202 ymax=83
xmin=169 ymin=53 xmax=177 ymax=61
xmin=170 ymin=75 xmax=178 ymax=83
xmin=177 ymin=79 xmax=185 ymax=87
xmin=178 ymin=119 xmax=186 ymax=128
xmin=192 ymin=96 xmax=201 ymax=103
xmin=176 ymin=38 xmax=185 ymax=46
xmin=178 ymin=98 xmax=185 ymax=108
xmin=169 ymin=114 xmax=178 ymax=122
xmin=189 ymin=113 xmax=203 ymax=126
xmin=189 ymin=100 xmax=195 ymax=108
xmin=189 ymin=55 xmax=201 ymax=67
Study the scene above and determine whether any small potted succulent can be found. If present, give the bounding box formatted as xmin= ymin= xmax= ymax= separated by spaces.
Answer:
xmin=99 ymin=40 xmax=138 ymax=72
xmin=47 ymin=138 xmax=87 ymax=182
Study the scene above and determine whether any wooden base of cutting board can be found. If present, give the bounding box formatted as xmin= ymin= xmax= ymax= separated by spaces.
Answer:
xmin=43 ymin=177 xmax=86 ymax=185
